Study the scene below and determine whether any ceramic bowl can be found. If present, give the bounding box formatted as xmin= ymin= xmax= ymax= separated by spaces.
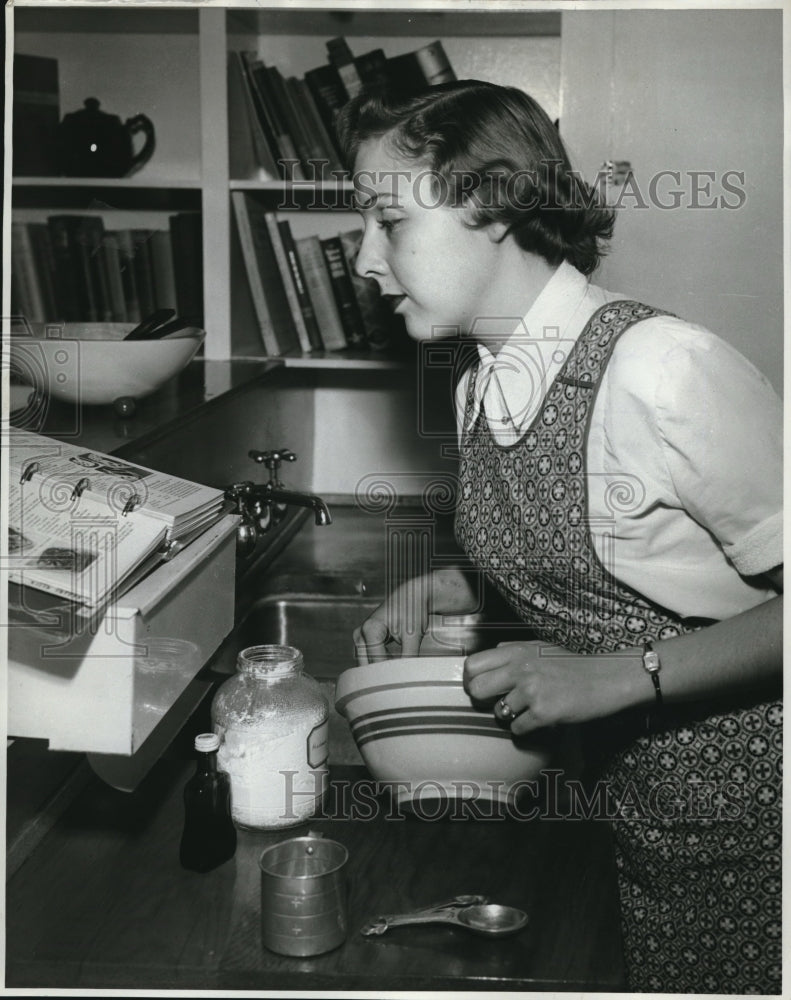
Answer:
xmin=334 ymin=656 xmax=553 ymax=810
xmin=8 ymin=322 xmax=204 ymax=406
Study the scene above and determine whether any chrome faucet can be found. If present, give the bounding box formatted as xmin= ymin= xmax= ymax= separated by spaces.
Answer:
xmin=225 ymin=449 xmax=331 ymax=556
xmin=263 ymin=485 xmax=332 ymax=526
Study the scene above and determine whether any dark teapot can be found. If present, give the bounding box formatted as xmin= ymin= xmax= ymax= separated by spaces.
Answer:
xmin=56 ymin=97 xmax=155 ymax=178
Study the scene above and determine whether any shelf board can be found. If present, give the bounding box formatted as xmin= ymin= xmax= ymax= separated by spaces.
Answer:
xmin=12 ymin=179 xmax=202 ymax=212
xmin=13 ymin=6 xmax=200 ymax=34
xmin=229 ymin=179 xmax=355 ymax=210
xmin=230 ymin=180 xmax=353 ymax=191
xmin=237 ymin=351 xmax=407 ymax=370
xmin=14 ymin=177 xmax=201 ymax=189
xmin=228 ymin=8 xmax=561 ymax=39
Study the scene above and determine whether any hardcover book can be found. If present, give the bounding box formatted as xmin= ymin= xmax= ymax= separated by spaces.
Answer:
xmin=294 ymin=235 xmax=348 ymax=352
xmin=263 ymin=212 xmax=316 ymax=353
xmin=46 ymin=215 xmax=104 ymax=322
xmin=386 ymin=40 xmax=457 ymax=96
xmin=99 ymin=231 xmax=129 ymax=322
xmin=169 ymin=213 xmax=204 ymax=325
xmin=304 ymin=62 xmax=349 ymax=159
xmin=231 ymin=191 xmax=300 ymax=357
xmin=320 ymin=236 xmax=367 ymax=348
xmin=11 ymin=223 xmax=47 ymax=322
xmin=278 ymin=219 xmax=324 ymax=351
xmin=13 ymin=53 xmax=60 ymax=176
xmin=228 ymin=51 xmax=278 ymax=180
xmin=150 ymin=230 xmax=178 ymax=311
xmin=115 ymin=230 xmax=142 ymax=322
xmin=27 ymin=223 xmax=58 ymax=321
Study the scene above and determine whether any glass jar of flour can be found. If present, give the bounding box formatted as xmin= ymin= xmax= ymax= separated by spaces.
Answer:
xmin=211 ymin=644 xmax=329 ymax=830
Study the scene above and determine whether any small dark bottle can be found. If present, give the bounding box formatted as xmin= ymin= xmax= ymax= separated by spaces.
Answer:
xmin=179 ymin=733 xmax=237 ymax=873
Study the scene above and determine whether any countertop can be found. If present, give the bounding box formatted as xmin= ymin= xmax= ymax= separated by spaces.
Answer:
xmin=11 ymin=357 xmax=281 ymax=456
xmin=6 ymin=509 xmax=626 ymax=991
xmin=5 ymin=495 xmax=626 ymax=992
xmin=6 ymin=754 xmax=626 ymax=992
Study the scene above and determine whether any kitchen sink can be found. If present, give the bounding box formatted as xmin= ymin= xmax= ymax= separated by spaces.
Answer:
xmin=235 ymin=593 xmax=379 ymax=679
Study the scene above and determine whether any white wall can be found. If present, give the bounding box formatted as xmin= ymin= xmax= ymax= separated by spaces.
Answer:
xmin=560 ymin=9 xmax=783 ymax=391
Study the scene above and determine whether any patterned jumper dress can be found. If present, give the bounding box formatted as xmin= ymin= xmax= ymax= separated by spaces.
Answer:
xmin=454 ymin=301 xmax=782 ymax=994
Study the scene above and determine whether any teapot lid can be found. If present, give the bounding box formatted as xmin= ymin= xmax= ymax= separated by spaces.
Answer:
xmin=67 ymin=97 xmax=117 ymax=121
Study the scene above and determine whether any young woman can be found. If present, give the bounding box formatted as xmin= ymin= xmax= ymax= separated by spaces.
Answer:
xmin=341 ymin=81 xmax=782 ymax=995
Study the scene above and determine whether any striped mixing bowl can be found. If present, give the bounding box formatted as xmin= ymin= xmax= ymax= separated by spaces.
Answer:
xmin=334 ymin=656 xmax=553 ymax=810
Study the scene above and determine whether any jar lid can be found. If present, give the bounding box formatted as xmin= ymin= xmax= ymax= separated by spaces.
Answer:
xmin=194 ymin=732 xmax=220 ymax=752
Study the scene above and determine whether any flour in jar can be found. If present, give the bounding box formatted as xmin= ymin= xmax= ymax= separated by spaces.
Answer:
xmin=216 ymin=709 xmax=328 ymax=829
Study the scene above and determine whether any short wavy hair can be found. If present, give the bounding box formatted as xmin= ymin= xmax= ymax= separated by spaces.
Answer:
xmin=336 ymin=80 xmax=614 ymax=276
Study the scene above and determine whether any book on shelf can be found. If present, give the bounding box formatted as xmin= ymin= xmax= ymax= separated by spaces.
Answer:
xmin=292 ymin=77 xmax=344 ymax=174
xmin=338 ymin=229 xmax=397 ymax=351
xmin=13 ymin=53 xmax=60 ymax=176
xmin=242 ymin=53 xmax=304 ymax=180
xmin=386 ymin=40 xmax=457 ymax=96
xmin=87 ymin=220 xmax=114 ymax=322
xmin=263 ymin=211 xmax=317 ymax=353
xmin=320 ymin=235 xmax=368 ymax=348
xmin=228 ymin=50 xmax=278 ymax=180
xmin=115 ymin=230 xmax=142 ymax=322
xmin=304 ymin=62 xmax=349 ymax=160
xmin=47 ymin=215 xmax=104 ymax=323
xmin=169 ymin=213 xmax=204 ymax=325
xmin=275 ymin=70 xmax=320 ymax=176
xmin=355 ymin=47 xmax=389 ymax=88
xmin=326 ymin=37 xmax=364 ymax=101
xmin=231 ymin=190 xmax=301 ymax=357
xmin=11 ymin=222 xmax=47 ymax=323
xmin=277 ymin=219 xmax=324 ymax=351
xmin=294 ymin=235 xmax=348 ymax=352
xmin=7 ymin=429 xmax=226 ymax=609
xmin=27 ymin=223 xmax=58 ymax=321
xmin=284 ymin=75 xmax=341 ymax=179
xmin=11 ymin=220 xmax=189 ymax=326
xmin=98 ymin=231 xmax=128 ymax=322
xmin=150 ymin=229 xmax=178 ymax=312
xmin=130 ymin=229 xmax=157 ymax=319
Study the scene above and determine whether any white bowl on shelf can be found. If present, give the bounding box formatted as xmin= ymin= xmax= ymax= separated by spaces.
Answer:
xmin=9 ymin=322 xmax=204 ymax=406
xmin=335 ymin=656 xmax=553 ymax=811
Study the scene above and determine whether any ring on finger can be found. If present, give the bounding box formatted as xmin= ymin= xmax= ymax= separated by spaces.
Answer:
xmin=495 ymin=696 xmax=516 ymax=722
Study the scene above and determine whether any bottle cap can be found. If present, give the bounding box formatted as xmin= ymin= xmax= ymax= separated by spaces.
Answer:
xmin=194 ymin=732 xmax=220 ymax=753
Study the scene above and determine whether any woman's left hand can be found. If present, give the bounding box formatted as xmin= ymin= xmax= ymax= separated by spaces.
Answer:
xmin=463 ymin=640 xmax=640 ymax=734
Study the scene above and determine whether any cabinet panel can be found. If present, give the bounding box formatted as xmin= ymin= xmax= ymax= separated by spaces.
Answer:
xmin=7 ymin=516 xmax=237 ymax=755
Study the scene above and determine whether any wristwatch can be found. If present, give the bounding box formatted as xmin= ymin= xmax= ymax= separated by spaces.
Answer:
xmin=642 ymin=640 xmax=663 ymax=707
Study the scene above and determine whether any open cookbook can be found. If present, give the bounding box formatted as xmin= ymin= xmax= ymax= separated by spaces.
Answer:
xmin=7 ymin=429 xmax=227 ymax=608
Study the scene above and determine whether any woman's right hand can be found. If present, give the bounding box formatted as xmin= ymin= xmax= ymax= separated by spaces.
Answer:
xmin=353 ymin=568 xmax=481 ymax=665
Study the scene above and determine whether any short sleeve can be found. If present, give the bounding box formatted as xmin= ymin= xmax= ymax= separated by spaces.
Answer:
xmin=652 ymin=322 xmax=783 ymax=577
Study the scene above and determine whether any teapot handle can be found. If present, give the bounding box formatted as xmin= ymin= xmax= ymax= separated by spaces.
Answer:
xmin=124 ymin=113 xmax=156 ymax=176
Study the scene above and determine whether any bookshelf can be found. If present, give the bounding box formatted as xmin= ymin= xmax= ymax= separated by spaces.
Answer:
xmin=11 ymin=4 xmax=561 ymax=367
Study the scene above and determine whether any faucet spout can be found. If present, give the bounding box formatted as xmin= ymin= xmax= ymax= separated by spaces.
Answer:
xmin=259 ymin=486 xmax=332 ymax=526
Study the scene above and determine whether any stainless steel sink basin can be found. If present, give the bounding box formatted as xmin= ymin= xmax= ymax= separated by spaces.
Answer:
xmin=236 ymin=594 xmax=379 ymax=679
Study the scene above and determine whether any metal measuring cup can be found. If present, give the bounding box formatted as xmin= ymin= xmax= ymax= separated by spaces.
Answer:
xmin=259 ymin=831 xmax=349 ymax=956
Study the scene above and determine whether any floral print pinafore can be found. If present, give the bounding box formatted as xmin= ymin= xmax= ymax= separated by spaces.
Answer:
xmin=455 ymin=301 xmax=782 ymax=994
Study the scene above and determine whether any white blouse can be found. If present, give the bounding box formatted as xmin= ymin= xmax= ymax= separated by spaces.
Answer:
xmin=455 ymin=262 xmax=783 ymax=621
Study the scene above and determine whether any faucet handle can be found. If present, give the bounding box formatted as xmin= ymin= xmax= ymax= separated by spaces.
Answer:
xmin=249 ymin=449 xmax=297 ymax=489
xmin=224 ymin=480 xmax=254 ymax=502
xmin=249 ymin=449 xmax=297 ymax=472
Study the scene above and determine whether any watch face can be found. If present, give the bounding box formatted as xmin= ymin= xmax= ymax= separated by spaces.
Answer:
xmin=644 ymin=651 xmax=661 ymax=673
